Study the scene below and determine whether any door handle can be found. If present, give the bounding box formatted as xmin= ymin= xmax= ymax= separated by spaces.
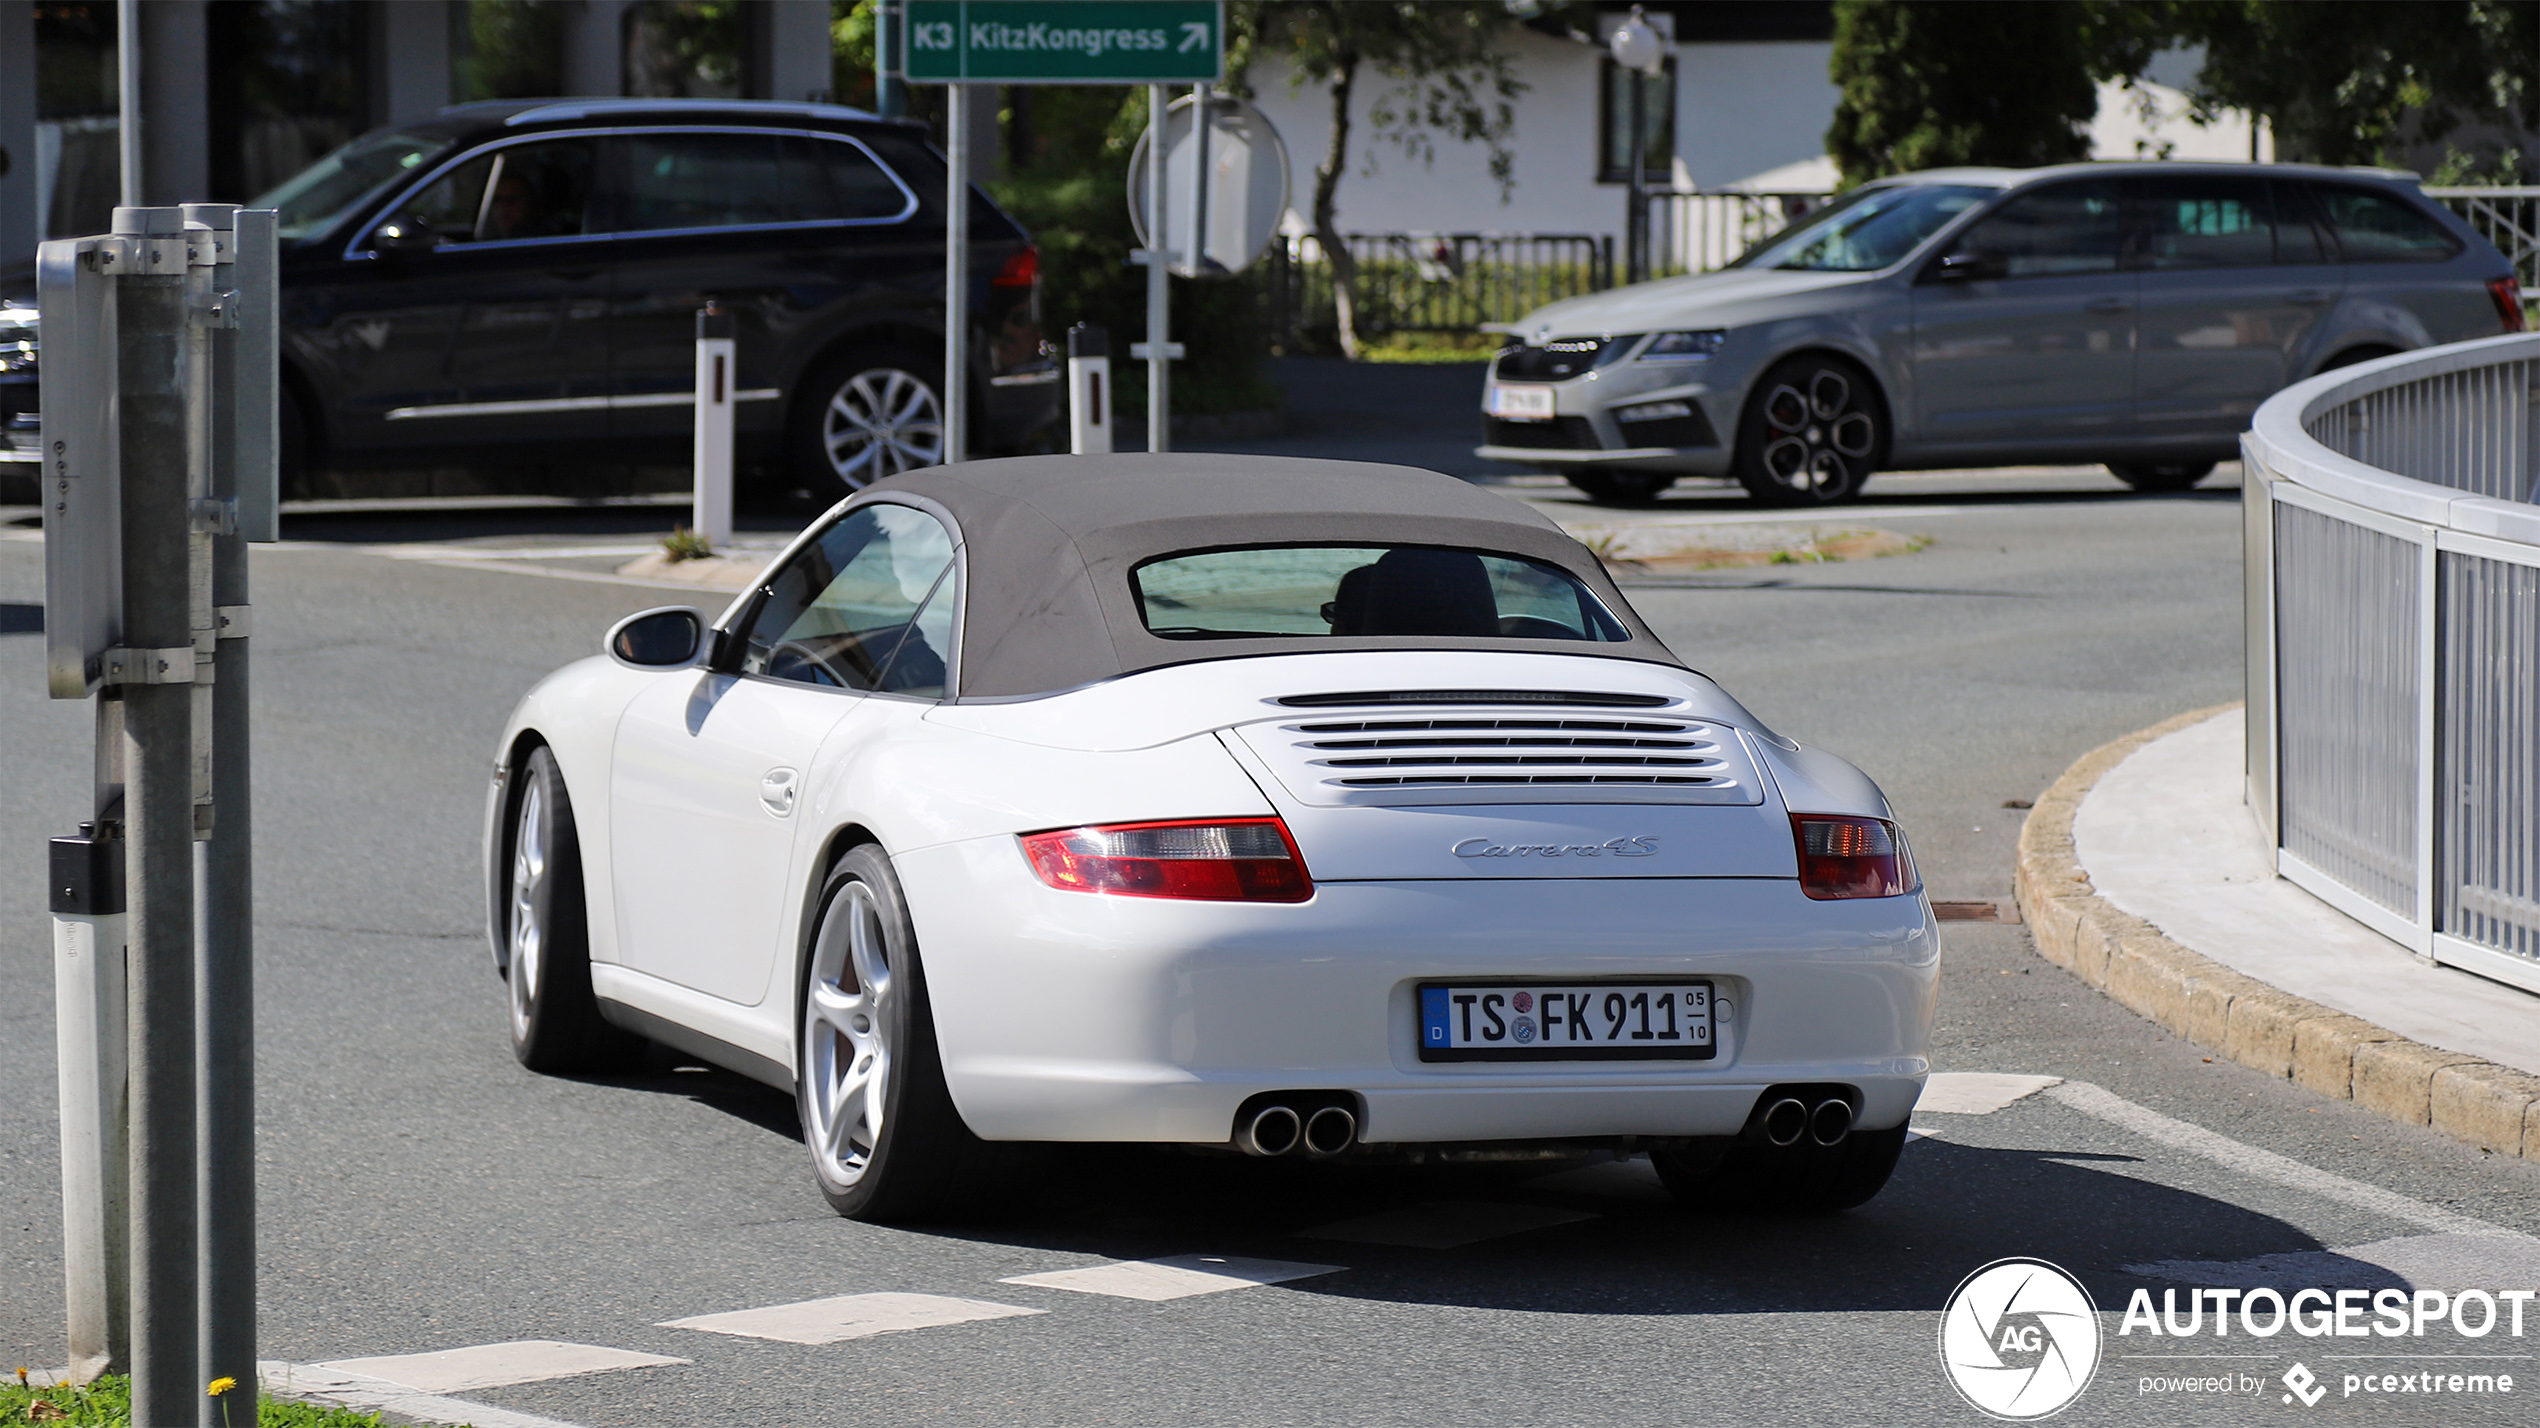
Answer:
xmin=2083 ymin=297 xmax=2131 ymax=313
xmin=2287 ymin=290 xmax=2334 ymax=306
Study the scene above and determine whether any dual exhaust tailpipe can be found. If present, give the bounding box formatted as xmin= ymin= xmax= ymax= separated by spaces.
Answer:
xmin=1757 ymin=1090 xmax=1855 ymax=1148
xmin=1236 ymin=1096 xmax=1358 ymax=1158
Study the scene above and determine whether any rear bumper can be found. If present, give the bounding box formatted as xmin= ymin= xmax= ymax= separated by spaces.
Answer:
xmin=898 ymin=835 xmax=1938 ymax=1145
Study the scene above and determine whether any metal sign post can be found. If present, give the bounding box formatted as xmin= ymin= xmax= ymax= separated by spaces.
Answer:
xmin=40 ymin=200 xmax=278 ymax=1411
xmin=906 ymin=0 xmax=1222 ymax=460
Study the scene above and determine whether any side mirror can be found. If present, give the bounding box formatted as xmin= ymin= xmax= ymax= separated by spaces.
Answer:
xmin=1931 ymin=249 xmax=2008 ymax=283
xmin=605 ymin=607 xmax=706 ymax=669
xmin=369 ymin=218 xmax=439 ymax=256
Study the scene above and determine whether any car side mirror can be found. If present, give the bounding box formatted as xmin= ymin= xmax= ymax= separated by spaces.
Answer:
xmin=1932 ymin=249 xmax=2008 ymax=283
xmin=369 ymin=218 xmax=439 ymax=256
xmin=605 ymin=607 xmax=706 ymax=669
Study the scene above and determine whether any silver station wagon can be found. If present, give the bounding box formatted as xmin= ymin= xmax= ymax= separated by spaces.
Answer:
xmin=1479 ymin=162 xmax=2525 ymax=506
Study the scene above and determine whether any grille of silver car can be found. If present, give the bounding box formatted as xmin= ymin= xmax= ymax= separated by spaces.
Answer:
xmin=1233 ymin=704 xmax=1765 ymax=806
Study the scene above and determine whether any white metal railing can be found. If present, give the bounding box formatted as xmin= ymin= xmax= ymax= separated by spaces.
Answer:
xmin=2431 ymin=187 xmax=2540 ymax=297
xmin=2244 ymin=333 xmax=2540 ymax=993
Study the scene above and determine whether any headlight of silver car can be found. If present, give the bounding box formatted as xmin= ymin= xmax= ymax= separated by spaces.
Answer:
xmin=0 ymin=306 xmax=38 ymax=373
xmin=1639 ymin=329 xmax=1726 ymax=362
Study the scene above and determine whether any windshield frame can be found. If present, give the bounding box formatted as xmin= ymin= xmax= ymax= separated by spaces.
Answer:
xmin=252 ymin=129 xmax=457 ymax=242
xmin=1729 ymin=181 xmax=2003 ymax=274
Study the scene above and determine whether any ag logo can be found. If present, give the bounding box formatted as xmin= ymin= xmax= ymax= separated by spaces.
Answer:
xmin=1938 ymin=1258 xmax=2101 ymax=1420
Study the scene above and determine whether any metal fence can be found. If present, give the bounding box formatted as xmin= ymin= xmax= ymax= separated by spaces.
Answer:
xmin=2431 ymin=187 xmax=2540 ymax=296
xmin=1259 ymin=233 xmax=1611 ymax=350
xmin=2244 ymin=333 xmax=2540 ymax=993
xmin=1641 ymin=192 xmax=1823 ymax=279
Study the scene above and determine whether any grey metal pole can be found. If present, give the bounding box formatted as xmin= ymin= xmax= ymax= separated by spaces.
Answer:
xmin=875 ymin=0 xmax=904 ymax=121
xmin=943 ymin=90 xmax=968 ymax=465
xmin=1626 ymin=68 xmax=1647 ymax=284
xmin=113 ymin=201 xmax=198 ymax=1428
xmin=116 ymin=0 xmax=141 ymax=205
xmin=1145 ymin=83 xmax=1170 ymax=454
xmin=183 ymin=200 xmax=255 ymax=1426
xmin=1187 ymin=83 xmax=1211 ymax=275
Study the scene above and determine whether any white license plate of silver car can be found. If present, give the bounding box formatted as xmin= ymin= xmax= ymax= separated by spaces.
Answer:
xmin=1419 ymin=981 xmax=1715 ymax=1062
xmin=1486 ymin=383 xmax=1555 ymax=420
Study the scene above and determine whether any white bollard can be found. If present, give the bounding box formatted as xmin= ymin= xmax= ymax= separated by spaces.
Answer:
xmin=1068 ymin=324 xmax=1112 ymax=455
xmin=52 ymin=827 xmax=127 ymax=1380
xmin=693 ymin=304 xmax=735 ymax=547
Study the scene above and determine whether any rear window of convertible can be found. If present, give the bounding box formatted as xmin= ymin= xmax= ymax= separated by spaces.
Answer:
xmin=1130 ymin=545 xmax=1629 ymax=642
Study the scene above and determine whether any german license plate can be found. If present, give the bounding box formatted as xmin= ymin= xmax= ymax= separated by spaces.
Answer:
xmin=1419 ymin=981 xmax=1715 ymax=1062
xmin=1486 ymin=383 xmax=1555 ymax=420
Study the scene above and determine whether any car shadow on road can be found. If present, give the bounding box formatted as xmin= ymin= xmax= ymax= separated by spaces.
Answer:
xmin=883 ymin=1136 xmax=2342 ymax=1317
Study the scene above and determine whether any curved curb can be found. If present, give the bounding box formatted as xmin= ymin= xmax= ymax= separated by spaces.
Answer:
xmin=2013 ymin=704 xmax=2540 ymax=1162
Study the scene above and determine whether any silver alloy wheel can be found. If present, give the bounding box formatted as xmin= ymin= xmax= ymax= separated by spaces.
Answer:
xmin=821 ymin=367 xmax=944 ymax=487
xmin=1759 ymin=369 xmax=1877 ymax=497
xmin=506 ymin=778 xmax=547 ymax=1041
xmin=803 ymin=882 xmax=894 ymax=1187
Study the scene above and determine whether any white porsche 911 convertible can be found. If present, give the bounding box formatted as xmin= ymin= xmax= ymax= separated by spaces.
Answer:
xmin=486 ymin=454 xmax=1936 ymax=1219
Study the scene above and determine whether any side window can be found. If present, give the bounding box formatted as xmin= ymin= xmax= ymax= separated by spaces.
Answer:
xmin=805 ymin=137 xmax=914 ymax=221
xmin=2132 ymin=176 xmax=2275 ymax=269
xmin=2269 ymin=180 xmax=2332 ymax=265
xmin=741 ymin=504 xmax=957 ymax=696
xmin=2311 ymin=184 xmax=2461 ymax=263
xmin=381 ymin=152 xmax=494 ymax=247
xmin=611 ymin=131 xmax=818 ymax=233
xmin=372 ymin=140 xmax=597 ymax=249
xmin=1947 ymin=181 xmax=2122 ymax=277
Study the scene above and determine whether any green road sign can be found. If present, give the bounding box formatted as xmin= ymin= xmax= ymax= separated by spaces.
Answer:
xmin=905 ymin=1 xmax=1222 ymax=83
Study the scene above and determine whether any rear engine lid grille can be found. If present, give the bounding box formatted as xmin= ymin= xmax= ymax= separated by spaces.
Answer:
xmin=1233 ymin=705 xmax=1764 ymax=807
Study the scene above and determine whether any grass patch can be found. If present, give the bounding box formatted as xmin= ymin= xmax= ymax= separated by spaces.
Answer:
xmin=659 ymin=525 xmax=714 ymax=563
xmin=3 ymin=1374 xmax=412 ymax=1428
xmin=1355 ymin=332 xmax=1502 ymax=364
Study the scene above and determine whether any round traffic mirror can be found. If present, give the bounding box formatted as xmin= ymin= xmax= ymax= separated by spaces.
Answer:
xmin=1127 ymin=93 xmax=1292 ymax=279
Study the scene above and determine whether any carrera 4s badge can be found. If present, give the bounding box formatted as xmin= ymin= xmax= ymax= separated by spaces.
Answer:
xmin=1452 ymin=836 xmax=1660 ymax=859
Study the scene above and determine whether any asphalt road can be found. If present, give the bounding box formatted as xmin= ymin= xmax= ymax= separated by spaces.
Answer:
xmin=8 ymin=466 xmax=2540 ymax=1427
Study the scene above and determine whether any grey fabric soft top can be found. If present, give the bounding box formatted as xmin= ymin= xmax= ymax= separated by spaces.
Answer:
xmin=859 ymin=453 xmax=1682 ymax=699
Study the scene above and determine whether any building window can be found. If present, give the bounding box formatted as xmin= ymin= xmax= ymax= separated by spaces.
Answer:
xmin=451 ymin=1 xmax=566 ymax=103
xmin=207 ymin=0 xmax=373 ymax=205
xmin=1598 ymin=55 xmax=1676 ymax=185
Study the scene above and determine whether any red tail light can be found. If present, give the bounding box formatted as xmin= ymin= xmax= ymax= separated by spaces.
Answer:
xmin=2488 ymin=277 xmax=2527 ymax=333
xmin=1790 ymin=815 xmax=1916 ymax=900
xmin=992 ymin=246 xmax=1040 ymax=289
xmin=1021 ymin=818 xmax=1312 ymax=903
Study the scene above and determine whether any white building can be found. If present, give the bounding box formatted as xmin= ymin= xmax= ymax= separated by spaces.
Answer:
xmin=1240 ymin=3 xmax=2269 ymax=246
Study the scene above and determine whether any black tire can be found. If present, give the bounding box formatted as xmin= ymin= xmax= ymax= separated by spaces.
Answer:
xmin=1565 ymin=468 xmax=1676 ymax=505
xmin=2320 ymin=344 xmax=2402 ymax=373
xmin=1652 ymin=1123 xmax=1908 ymax=1214
xmin=2108 ymin=460 xmax=2216 ymax=493
xmin=796 ymin=845 xmax=996 ymax=1221
xmin=504 ymin=747 xmax=645 ymax=1073
xmin=1732 ymin=354 xmax=1884 ymax=507
xmin=788 ymin=346 xmax=946 ymax=495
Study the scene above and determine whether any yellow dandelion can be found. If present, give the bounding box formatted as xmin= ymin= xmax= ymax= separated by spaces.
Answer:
xmin=207 ymin=1377 xmax=237 ymax=1397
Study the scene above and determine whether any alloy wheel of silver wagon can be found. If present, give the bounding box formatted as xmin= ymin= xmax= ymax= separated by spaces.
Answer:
xmin=803 ymin=881 xmax=895 ymax=1188
xmin=506 ymin=776 xmax=549 ymax=1042
xmin=1757 ymin=368 xmax=1878 ymax=499
xmin=821 ymin=367 xmax=944 ymax=488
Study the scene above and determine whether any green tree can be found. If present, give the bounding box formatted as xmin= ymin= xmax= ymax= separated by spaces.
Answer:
xmin=2173 ymin=1 xmax=2539 ymax=169
xmin=1238 ymin=1 xmax=1524 ymax=358
xmin=1827 ymin=0 xmax=2165 ymax=186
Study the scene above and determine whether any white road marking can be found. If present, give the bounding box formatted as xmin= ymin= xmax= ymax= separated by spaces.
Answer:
xmin=660 ymin=1292 xmax=1044 ymax=1345
xmin=1917 ymin=1072 xmax=2064 ymax=1115
xmin=1000 ymin=1254 xmax=1343 ymax=1301
xmin=1296 ymin=1200 xmax=1599 ymax=1249
xmin=305 ymin=1340 xmax=684 ymax=1395
xmin=2047 ymin=1081 xmax=2508 ymax=1237
xmin=370 ymin=544 xmax=671 ymax=561
xmin=2125 ymin=1232 xmax=2540 ymax=1291
xmin=260 ymin=1360 xmax=599 ymax=1428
